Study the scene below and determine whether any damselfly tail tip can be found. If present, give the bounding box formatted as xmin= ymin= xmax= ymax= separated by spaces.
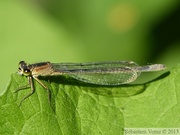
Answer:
xmin=152 ymin=64 xmax=167 ymax=71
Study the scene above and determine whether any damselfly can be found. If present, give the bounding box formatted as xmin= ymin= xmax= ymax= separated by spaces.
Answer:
xmin=15 ymin=61 xmax=166 ymax=106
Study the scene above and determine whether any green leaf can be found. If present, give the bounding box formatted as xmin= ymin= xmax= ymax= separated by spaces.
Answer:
xmin=0 ymin=65 xmax=180 ymax=135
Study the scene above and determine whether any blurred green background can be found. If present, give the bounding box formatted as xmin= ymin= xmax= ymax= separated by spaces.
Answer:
xmin=0 ymin=0 xmax=180 ymax=92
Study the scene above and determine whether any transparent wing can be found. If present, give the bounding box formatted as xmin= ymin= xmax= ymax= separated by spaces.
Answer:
xmin=52 ymin=61 xmax=140 ymax=85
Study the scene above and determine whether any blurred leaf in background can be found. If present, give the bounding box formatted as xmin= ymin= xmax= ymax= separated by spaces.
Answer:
xmin=0 ymin=0 xmax=180 ymax=92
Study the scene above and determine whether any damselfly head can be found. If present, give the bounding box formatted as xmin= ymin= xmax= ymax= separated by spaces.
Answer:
xmin=18 ymin=61 xmax=31 ymax=76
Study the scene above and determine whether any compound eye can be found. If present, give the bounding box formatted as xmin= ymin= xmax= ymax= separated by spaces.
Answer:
xmin=24 ymin=69 xmax=30 ymax=73
xmin=18 ymin=61 xmax=31 ymax=76
xmin=23 ymin=69 xmax=31 ymax=76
